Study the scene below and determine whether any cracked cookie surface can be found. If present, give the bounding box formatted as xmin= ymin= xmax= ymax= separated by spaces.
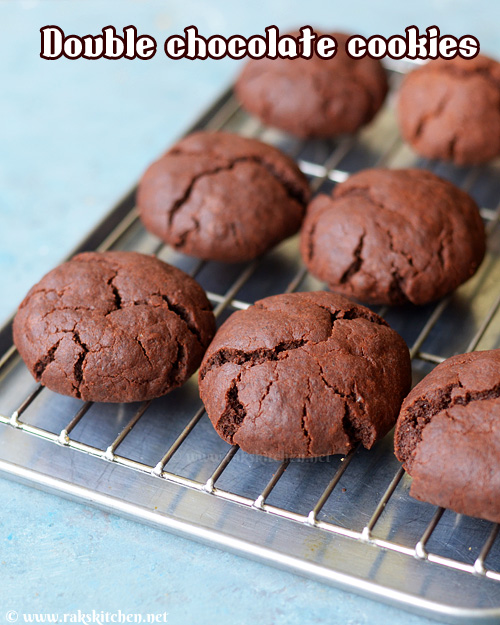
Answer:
xmin=235 ymin=32 xmax=388 ymax=138
xmin=235 ymin=33 xmax=387 ymax=138
xmin=394 ymin=349 xmax=500 ymax=523
xmin=137 ymin=131 xmax=310 ymax=262
xmin=397 ymin=55 xmax=500 ymax=165
xmin=199 ymin=291 xmax=411 ymax=459
xmin=300 ymin=169 xmax=485 ymax=306
xmin=13 ymin=251 xmax=216 ymax=403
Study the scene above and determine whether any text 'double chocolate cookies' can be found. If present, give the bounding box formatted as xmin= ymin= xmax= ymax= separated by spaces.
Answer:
xmin=137 ymin=131 xmax=310 ymax=262
xmin=13 ymin=251 xmax=216 ymax=403
xmin=199 ymin=291 xmax=411 ymax=459
xmin=398 ymin=55 xmax=500 ymax=165
xmin=235 ymin=32 xmax=388 ymax=138
xmin=394 ymin=350 xmax=500 ymax=523
xmin=300 ymin=169 xmax=485 ymax=305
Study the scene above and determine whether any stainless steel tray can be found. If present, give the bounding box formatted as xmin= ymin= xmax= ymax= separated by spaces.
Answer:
xmin=2 ymin=59 xmax=500 ymax=623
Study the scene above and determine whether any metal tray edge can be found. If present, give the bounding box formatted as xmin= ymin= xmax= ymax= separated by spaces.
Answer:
xmin=0 ymin=453 xmax=499 ymax=625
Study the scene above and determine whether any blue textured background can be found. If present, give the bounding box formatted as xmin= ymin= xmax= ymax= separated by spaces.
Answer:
xmin=0 ymin=1 xmax=498 ymax=622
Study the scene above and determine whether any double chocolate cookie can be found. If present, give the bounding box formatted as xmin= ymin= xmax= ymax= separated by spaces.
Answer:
xmin=199 ymin=291 xmax=411 ymax=459
xmin=398 ymin=55 xmax=500 ymax=165
xmin=235 ymin=32 xmax=388 ymax=138
xmin=13 ymin=251 xmax=215 ymax=403
xmin=137 ymin=131 xmax=310 ymax=262
xmin=395 ymin=350 xmax=500 ymax=523
xmin=300 ymin=169 xmax=485 ymax=305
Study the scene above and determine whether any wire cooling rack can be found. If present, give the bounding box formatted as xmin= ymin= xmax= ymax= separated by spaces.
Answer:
xmin=1 ymin=59 xmax=500 ymax=623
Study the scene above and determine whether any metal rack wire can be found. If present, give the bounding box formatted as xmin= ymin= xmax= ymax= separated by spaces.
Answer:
xmin=1 ymin=59 xmax=500 ymax=622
